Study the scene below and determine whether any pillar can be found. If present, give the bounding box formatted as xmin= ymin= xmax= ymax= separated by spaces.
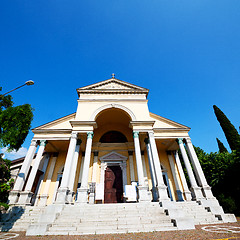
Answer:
xmin=128 ymin=151 xmax=135 ymax=182
xmin=185 ymin=138 xmax=214 ymax=199
xmin=141 ymin=151 xmax=148 ymax=186
xmin=38 ymin=153 xmax=58 ymax=206
xmin=177 ymin=138 xmax=204 ymax=200
xmin=18 ymin=140 xmax=47 ymax=205
xmin=55 ymin=132 xmax=78 ymax=204
xmin=91 ymin=151 xmax=99 ymax=183
xmin=174 ymin=151 xmax=192 ymax=201
xmin=148 ymin=131 xmax=169 ymax=201
xmin=76 ymin=132 xmax=93 ymax=203
xmin=9 ymin=139 xmax=38 ymax=204
xmin=144 ymin=138 xmax=158 ymax=201
xmin=133 ymin=131 xmax=151 ymax=202
xmin=167 ymin=151 xmax=184 ymax=201
xmin=67 ymin=139 xmax=82 ymax=203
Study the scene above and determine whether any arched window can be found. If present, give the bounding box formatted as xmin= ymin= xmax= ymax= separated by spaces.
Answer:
xmin=100 ymin=131 xmax=127 ymax=143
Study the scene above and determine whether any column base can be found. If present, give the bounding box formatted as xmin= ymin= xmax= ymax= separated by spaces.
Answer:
xmin=76 ymin=187 xmax=89 ymax=204
xmin=190 ymin=186 xmax=204 ymax=200
xmin=18 ymin=191 xmax=34 ymax=205
xmin=8 ymin=190 xmax=20 ymax=205
xmin=38 ymin=194 xmax=49 ymax=206
xmin=89 ymin=192 xmax=95 ymax=204
xmin=138 ymin=186 xmax=151 ymax=202
xmin=202 ymin=185 xmax=215 ymax=199
xmin=66 ymin=191 xmax=75 ymax=204
xmin=157 ymin=184 xmax=170 ymax=201
xmin=183 ymin=190 xmax=192 ymax=201
xmin=55 ymin=188 xmax=68 ymax=204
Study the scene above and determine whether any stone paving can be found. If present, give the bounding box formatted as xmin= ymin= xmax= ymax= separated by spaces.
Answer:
xmin=0 ymin=218 xmax=239 ymax=240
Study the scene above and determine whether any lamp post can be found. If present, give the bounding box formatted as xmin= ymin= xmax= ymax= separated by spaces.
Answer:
xmin=1 ymin=80 xmax=34 ymax=96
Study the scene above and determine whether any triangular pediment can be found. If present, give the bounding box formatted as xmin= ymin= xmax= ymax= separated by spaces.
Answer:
xmin=100 ymin=151 xmax=128 ymax=161
xmin=77 ymin=78 xmax=149 ymax=96
xmin=150 ymin=112 xmax=190 ymax=130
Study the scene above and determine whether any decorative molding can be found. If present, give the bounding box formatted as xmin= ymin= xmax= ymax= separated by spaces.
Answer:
xmin=129 ymin=121 xmax=155 ymax=127
xmin=100 ymin=151 xmax=128 ymax=162
xmin=90 ymin=103 xmax=136 ymax=121
xmin=32 ymin=129 xmax=72 ymax=134
xmin=70 ymin=121 xmax=98 ymax=128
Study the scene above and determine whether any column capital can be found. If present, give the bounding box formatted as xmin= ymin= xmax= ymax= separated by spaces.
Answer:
xmin=128 ymin=151 xmax=133 ymax=156
xmin=71 ymin=131 xmax=78 ymax=139
xmin=53 ymin=152 xmax=59 ymax=157
xmin=176 ymin=138 xmax=184 ymax=144
xmin=166 ymin=150 xmax=172 ymax=156
xmin=185 ymin=138 xmax=192 ymax=144
xmin=133 ymin=131 xmax=139 ymax=138
xmin=93 ymin=151 xmax=98 ymax=156
xmin=148 ymin=130 xmax=154 ymax=138
xmin=30 ymin=139 xmax=38 ymax=146
xmin=39 ymin=140 xmax=48 ymax=147
xmin=87 ymin=132 xmax=94 ymax=139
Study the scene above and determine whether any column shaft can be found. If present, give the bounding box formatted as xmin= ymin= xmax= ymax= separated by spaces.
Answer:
xmin=148 ymin=131 xmax=169 ymax=201
xmin=174 ymin=151 xmax=192 ymax=201
xmin=91 ymin=151 xmax=99 ymax=183
xmin=128 ymin=151 xmax=135 ymax=182
xmin=177 ymin=138 xmax=203 ymax=200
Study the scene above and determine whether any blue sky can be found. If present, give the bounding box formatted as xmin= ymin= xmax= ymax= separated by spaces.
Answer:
xmin=1 ymin=1 xmax=240 ymax=159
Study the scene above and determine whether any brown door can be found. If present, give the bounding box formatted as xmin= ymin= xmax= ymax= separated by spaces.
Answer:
xmin=104 ymin=166 xmax=123 ymax=203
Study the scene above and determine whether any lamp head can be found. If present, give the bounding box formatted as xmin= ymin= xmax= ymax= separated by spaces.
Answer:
xmin=25 ymin=80 xmax=34 ymax=86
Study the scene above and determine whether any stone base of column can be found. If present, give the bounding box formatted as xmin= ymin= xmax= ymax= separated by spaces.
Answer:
xmin=190 ymin=186 xmax=204 ymax=200
xmin=89 ymin=192 xmax=95 ymax=204
xmin=55 ymin=188 xmax=68 ymax=204
xmin=66 ymin=191 xmax=75 ymax=204
xmin=157 ymin=184 xmax=170 ymax=201
xmin=76 ymin=187 xmax=89 ymax=204
xmin=202 ymin=185 xmax=215 ymax=199
xmin=38 ymin=194 xmax=49 ymax=206
xmin=183 ymin=190 xmax=192 ymax=201
xmin=8 ymin=190 xmax=20 ymax=205
xmin=18 ymin=191 xmax=33 ymax=205
xmin=138 ymin=186 xmax=151 ymax=202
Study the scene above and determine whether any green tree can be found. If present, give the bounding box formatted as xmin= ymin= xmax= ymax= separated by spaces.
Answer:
xmin=213 ymin=105 xmax=240 ymax=151
xmin=0 ymin=87 xmax=34 ymax=205
xmin=216 ymin=138 xmax=228 ymax=153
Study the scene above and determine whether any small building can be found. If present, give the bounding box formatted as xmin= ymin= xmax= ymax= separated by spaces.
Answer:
xmin=8 ymin=76 xmax=236 ymax=235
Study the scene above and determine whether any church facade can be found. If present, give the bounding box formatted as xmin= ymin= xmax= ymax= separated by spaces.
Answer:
xmin=8 ymin=76 xmax=236 ymax=235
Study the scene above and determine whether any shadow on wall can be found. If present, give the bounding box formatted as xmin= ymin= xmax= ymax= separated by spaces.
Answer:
xmin=0 ymin=206 xmax=25 ymax=232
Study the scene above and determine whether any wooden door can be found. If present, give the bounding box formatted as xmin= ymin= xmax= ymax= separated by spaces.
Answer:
xmin=104 ymin=166 xmax=123 ymax=203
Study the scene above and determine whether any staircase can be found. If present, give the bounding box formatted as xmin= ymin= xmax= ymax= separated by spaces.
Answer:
xmin=174 ymin=201 xmax=223 ymax=225
xmin=46 ymin=202 xmax=176 ymax=235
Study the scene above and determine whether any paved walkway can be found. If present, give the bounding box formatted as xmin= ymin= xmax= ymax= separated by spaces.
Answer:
xmin=1 ymin=218 xmax=240 ymax=240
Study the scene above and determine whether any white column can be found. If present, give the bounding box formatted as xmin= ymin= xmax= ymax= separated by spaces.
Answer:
xmin=167 ymin=151 xmax=184 ymax=201
xmin=9 ymin=139 xmax=38 ymax=204
xmin=174 ymin=151 xmax=192 ymax=201
xmin=91 ymin=151 xmax=99 ymax=183
xmin=55 ymin=132 xmax=78 ymax=204
xmin=177 ymin=138 xmax=204 ymax=200
xmin=76 ymin=132 xmax=93 ymax=203
xmin=185 ymin=138 xmax=214 ymax=199
xmin=141 ymin=151 xmax=148 ymax=186
xmin=78 ymin=152 xmax=85 ymax=185
xmin=133 ymin=131 xmax=151 ymax=202
xmin=34 ymin=153 xmax=51 ymax=206
xmin=67 ymin=139 xmax=82 ymax=203
xmin=148 ymin=131 xmax=169 ymax=201
xmin=18 ymin=140 xmax=47 ymax=205
xmin=38 ymin=153 xmax=58 ymax=206
xmin=128 ymin=151 xmax=135 ymax=182
xmin=144 ymin=138 xmax=158 ymax=201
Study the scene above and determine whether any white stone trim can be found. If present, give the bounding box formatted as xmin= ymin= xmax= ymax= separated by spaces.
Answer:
xmin=90 ymin=104 xmax=136 ymax=121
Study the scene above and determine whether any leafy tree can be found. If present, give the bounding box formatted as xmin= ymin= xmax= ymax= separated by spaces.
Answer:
xmin=216 ymin=138 xmax=228 ymax=153
xmin=0 ymin=87 xmax=33 ymax=151
xmin=0 ymin=87 xmax=34 ymax=206
xmin=213 ymin=105 xmax=240 ymax=151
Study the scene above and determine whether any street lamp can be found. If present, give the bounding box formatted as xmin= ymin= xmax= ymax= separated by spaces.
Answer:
xmin=1 ymin=80 xmax=35 ymax=96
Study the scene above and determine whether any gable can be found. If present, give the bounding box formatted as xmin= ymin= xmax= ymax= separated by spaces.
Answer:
xmin=149 ymin=112 xmax=190 ymax=130
xmin=77 ymin=78 xmax=149 ymax=96
xmin=100 ymin=151 xmax=128 ymax=161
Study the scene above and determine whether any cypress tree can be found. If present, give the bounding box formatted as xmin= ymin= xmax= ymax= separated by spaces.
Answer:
xmin=213 ymin=105 xmax=240 ymax=151
xmin=216 ymin=138 xmax=228 ymax=153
